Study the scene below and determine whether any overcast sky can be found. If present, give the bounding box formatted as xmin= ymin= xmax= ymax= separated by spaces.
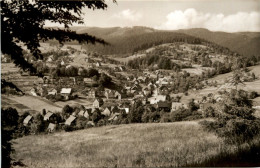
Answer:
xmin=46 ymin=0 xmax=260 ymax=32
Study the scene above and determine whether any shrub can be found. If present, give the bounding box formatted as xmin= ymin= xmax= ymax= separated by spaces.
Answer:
xmin=160 ymin=113 xmax=171 ymax=122
xmin=204 ymin=106 xmax=215 ymax=117
xmin=170 ymin=109 xmax=192 ymax=122
xmin=64 ymin=125 xmax=74 ymax=132
xmin=75 ymin=117 xmax=88 ymax=130
xmin=200 ymin=89 xmax=260 ymax=144
xmin=248 ymin=91 xmax=258 ymax=99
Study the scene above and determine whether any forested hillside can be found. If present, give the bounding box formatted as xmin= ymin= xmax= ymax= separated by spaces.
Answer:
xmin=176 ymin=28 xmax=260 ymax=57
xmin=48 ymin=26 xmax=260 ymax=58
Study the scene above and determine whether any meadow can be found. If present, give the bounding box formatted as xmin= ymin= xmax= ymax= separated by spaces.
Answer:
xmin=12 ymin=121 xmax=239 ymax=168
xmin=6 ymin=95 xmax=62 ymax=113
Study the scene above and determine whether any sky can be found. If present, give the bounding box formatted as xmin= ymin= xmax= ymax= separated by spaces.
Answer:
xmin=46 ymin=0 xmax=260 ymax=32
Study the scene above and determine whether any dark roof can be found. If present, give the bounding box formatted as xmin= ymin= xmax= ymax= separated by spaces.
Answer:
xmin=157 ymin=101 xmax=171 ymax=108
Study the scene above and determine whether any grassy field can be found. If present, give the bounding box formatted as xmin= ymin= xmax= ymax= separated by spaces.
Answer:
xmin=11 ymin=121 xmax=236 ymax=168
xmin=180 ymin=65 xmax=260 ymax=104
xmin=1 ymin=63 xmax=20 ymax=74
xmin=6 ymin=95 xmax=62 ymax=113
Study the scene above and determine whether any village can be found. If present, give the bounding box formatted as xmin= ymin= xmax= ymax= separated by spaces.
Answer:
xmin=2 ymin=41 xmax=260 ymax=135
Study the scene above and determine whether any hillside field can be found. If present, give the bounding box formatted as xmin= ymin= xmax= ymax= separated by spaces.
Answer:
xmin=12 ymin=121 xmax=236 ymax=168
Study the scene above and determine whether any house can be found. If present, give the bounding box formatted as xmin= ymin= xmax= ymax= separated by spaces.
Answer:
xmin=78 ymin=110 xmax=85 ymax=116
xmin=115 ymin=91 xmax=122 ymax=100
xmin=60 ymin=60 xmax=65 ymax=65
xmin=156 ymin=101 xmax=172 ymax=112
xmin=111 ymin=106 xmax=120 ymax=114
xmin=149 ymin=95 xmax=168 ymax=104
xmin=87 ymin=121 xmax=95 ymax=127
xmin=114 ymin=67 xmax=120 ymax=71
xmin=108 ymin=113 xmax=120 ymax=121
xmin=96 ymin=62 xmax=101 ymax=67
xmin=65 ymin=115 xmax=76 ymax=126
xmin=37 ymin=87 xmax=46 ymax=96
xmin=47 ymin=55 xmax=54 ymax=62
xmin=130 ymin=84 xmax=141 ymax=92
xmin=47 ymin=123 xmax=56 ymax=133
xmin=44 ymin=112 xmax=54 ymax=121
xmin=102 ymin=107 xmax=111 ymax=116
xmin=158 ymin=86 xmax=169 ymax=95
xmin=119 ymin=66 xmax=126 ymax=71
xmin=60 ymin=88 xmax=72 ymax=100
xmin=83 ymin=78 xmax=95 ymax=84
xmin=93 ymin=98 xmax=104 ymax=108
xmin=85 ymin=57 xmax=90 ymax=63
xmin=30 ymin=88 xmax=37 ymax=96
xmin=142 ymin=87 xmax=152 ymax=96
xmin=104 ymin=90 xmax=116 ymax=99
xmin=77 ymin=109 xmax=90 ymax=119
xmin=137 ymin=76 xmax=147 ymax=83
xmin=23 ymin=115 xmax=33 ymax=126
xmin=83 ymin=111 xmax=90 ymax=119
xmin=48 ymin=88 xmax=57 ymax=96
xmin=88 ymin=89 xmax=97 ymax=98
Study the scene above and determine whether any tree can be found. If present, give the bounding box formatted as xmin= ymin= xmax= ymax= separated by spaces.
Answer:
xmin=128 ymin=100 xmax=144 ymax=123
xmin=62 ymin=105 xmax=73 ymax=119
xmin=1 ymin=108 xmax=19 ymax=168
xmin=1 ymin=0 xmax=112 ymax=74
xmin=99 ymin=73 xmax=112 ymax=86
xmin=231 ymin=69 xmax=245 ymax=90
xmin=30 ymin=113 xmax=45 ymax=134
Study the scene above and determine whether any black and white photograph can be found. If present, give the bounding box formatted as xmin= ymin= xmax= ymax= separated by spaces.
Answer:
xmin=1 ymin=0 xmax=260 ymax=167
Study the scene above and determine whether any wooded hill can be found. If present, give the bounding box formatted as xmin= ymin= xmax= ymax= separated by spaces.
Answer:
xmin=48 ymin=26 xmax=260 ymax=57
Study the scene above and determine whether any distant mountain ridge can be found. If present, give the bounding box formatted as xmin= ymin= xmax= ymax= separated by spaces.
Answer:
xmin=65 ymin=26 xmax=260 ymax=57
xmin=175 ymin=28 xmax=260 ymax=57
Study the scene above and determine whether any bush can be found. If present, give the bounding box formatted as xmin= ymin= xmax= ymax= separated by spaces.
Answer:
xmin=160 ymin=113 xmax=171 ymax=122
xmin=64 ymin=125 xmax=74 ymax=132
xmin=75 ymin=117 xmax=88 ymax=130
xmin=200 ymin=89 xmax=260 ymax=144
xmin=170 ymin=109 xmax=192 ymax=122
xmin=204 ymin=106 xmax=215 ymax=117
xmin=248 ymin=91 xmax=258 ymax=99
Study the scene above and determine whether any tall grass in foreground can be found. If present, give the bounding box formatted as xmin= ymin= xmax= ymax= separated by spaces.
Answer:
xmin=186 ymin=138 xmax=260 ymax=167
xmin=12 ymin=122 xmax=249 ymax=168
